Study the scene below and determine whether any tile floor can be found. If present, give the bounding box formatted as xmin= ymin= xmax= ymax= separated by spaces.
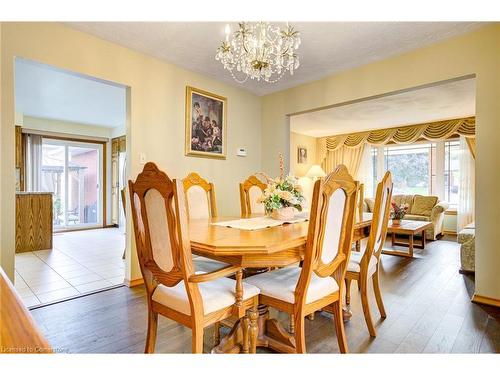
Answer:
xmin=15 ymin=228 xmax=125 ymax=308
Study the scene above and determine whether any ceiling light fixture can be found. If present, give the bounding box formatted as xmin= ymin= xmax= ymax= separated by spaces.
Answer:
xmin=215 ymin=22 xmax=301 ymax=84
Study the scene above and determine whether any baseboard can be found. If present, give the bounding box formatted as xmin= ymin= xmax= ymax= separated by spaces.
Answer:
xmin=124 ymin=278 xmax=144 ymax=287
xmin=443 ymin=230 xmax=457 ymax=235
xmin=472 ymin=294 xmax=500 ymax=308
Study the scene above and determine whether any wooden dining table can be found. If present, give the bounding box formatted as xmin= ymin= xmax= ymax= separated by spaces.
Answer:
xmin=189 ymin=212 xmax=373 ymax=353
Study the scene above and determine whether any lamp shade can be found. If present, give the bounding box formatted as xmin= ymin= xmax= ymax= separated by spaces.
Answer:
xmin=306 ymin=165 xmax=326 ymax=179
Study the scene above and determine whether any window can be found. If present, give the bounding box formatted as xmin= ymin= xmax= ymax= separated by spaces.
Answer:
xmin=41 ymin=138 xmax=103 ymax=229
xmin=383 ymin=143 xmax=435 ymax=196
xmin=444 ymin=140 xmax=460 ymax=208
xmin=368 ymin=138 xmax=465 ymax=207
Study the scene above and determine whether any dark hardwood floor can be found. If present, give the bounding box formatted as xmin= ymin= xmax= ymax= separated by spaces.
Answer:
xmin=30 ymin=236 xmax=500 ymax=353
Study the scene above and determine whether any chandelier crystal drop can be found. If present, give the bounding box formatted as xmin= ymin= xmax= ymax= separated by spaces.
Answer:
xmin=215 ymin=22 xmax=301 ymax=84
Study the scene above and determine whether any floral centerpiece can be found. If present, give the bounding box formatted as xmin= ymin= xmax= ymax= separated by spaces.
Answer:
xmin=257 ymin=154 xmax=305 ymax=221
xmin=390 ymin=202 xmax=409 ymax=225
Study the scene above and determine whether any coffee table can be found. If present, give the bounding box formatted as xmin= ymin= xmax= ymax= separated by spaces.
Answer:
xmin=383 ymin=219 xmax=433 ymax=258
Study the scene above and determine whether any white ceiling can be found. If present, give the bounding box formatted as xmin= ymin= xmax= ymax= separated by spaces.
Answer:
xmin=15 ymin=58 xmax=126 ymax=128
xmin=66 ymin=22 xmax=484 ymax=96
xmin=290 ymin=78 xmax=476 ymax=137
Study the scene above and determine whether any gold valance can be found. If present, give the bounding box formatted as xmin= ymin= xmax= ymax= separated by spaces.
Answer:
xmin=318 ymin=116 xmax=475 ymax=153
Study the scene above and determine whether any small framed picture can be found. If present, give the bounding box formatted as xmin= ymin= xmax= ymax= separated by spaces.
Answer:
xmin=185 ymin=86 xmax=227 ymax=159
xmin=297 ymin=147 xmax=308 ymax=164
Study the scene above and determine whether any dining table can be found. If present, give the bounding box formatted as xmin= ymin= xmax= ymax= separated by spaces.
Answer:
xmin=189 ymin=212 xmax=373 ymax=353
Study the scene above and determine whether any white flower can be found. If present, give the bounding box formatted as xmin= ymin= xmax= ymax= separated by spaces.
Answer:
xmin=279 ymin=190 xmax=293 ymax=201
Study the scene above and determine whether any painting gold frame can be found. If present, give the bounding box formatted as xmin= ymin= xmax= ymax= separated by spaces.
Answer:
xmin=185 ymin=86 xmax=227 ymax=159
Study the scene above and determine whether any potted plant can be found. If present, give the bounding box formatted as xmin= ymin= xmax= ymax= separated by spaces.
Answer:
xmin=391 ymin=202 xmax=409 ymax=225
xmin=258 ymin=154 xmax=305 ymax=221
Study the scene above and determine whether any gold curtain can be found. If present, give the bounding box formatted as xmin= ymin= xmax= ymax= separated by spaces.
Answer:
xmin=465 ymin=137 xmax=476 ymax=160
xmin=317 ymin=116 xmax=475 ymax=165
xmin=322 ymin=144 xmax=366 ymax=178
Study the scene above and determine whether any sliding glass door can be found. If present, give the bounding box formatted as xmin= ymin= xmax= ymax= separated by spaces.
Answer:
xmin=41 ymin=138 xmax=103 ymax=230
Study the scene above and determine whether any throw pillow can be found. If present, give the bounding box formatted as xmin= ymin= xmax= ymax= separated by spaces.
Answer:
xmin=410 ymin=195 xmax=438 ymax=217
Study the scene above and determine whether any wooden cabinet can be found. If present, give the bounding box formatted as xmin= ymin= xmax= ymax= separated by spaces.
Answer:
xmin=15 ymin=193 xmax=53 ymax=253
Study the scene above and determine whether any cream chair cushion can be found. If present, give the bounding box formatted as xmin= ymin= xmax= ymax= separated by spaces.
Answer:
xmin=152 ymin=277 xmax=259 ymax=316
xmin=248 ymin=185 xmax=265 ymax=214
xmin=245 ymin=266 xmax=339 ymax=304
xmin=193 ymin=256 xmax=229 ymax=273
xmin=143 ymin=189 xmax=174 ymax=272
xmin=186 ymin=185 xmax=210 ymax=219
xmin=347 ymin=251 xmax=378 ymax=275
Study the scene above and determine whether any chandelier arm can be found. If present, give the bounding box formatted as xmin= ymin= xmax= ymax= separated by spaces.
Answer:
xmin=242 ymin=34 xmax=249 ymax=54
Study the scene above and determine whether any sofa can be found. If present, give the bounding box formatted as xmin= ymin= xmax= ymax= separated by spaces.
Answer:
xmin=458 ymin=222 xmax=475 ymax=273
xmin=364 ymin=194 xmax=449 ymax=240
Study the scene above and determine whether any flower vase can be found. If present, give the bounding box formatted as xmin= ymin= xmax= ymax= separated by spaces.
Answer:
xmin=392 ymin=219 xmax=401 ymax=226
xmin=271 ymin=206 xmax=295 ymax=221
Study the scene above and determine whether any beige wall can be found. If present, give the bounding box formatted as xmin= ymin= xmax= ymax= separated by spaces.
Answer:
xmin=1 ymin=22 xmax=262 ymax=282
xmin=262 ymin=24 xmax=500 ymax=301
xmin=289 ymin=131 xmax=317 ymax=177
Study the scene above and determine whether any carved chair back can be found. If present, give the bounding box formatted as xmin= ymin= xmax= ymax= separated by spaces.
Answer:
xmin=364 ymin=171 xmax=393 ymax=262
xmin=128 ymin=163 xmax=203 ymax=315
xmin=239 ymin=175 xmax=267 ymax=216
xmin=182 ymin=172 xmax=217 ymax=219
xmin=296 ymin=165 xmax=358 ymax=307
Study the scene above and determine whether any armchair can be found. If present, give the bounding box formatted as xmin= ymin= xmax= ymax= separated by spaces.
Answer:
xmin=129 ymin=163 xmax=259 ymax=353
xmin=245 ymin=165 xmax=359 ymax=353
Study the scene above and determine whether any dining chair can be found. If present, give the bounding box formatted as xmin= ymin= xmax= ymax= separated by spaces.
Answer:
xmin=182 ymin=172 xmax=217 ymax=219
xmin=129 ymin=163 xmax=260 ymax=353
xmin=345 ymin=171 xmax=393 ymax=337
xmin=182 ymin=172 xmax=228 ymax=275
xmin=239 ymin=174 xmax=267 ymax=216
xmin=245 ymin=165 xmax=358 ymax=353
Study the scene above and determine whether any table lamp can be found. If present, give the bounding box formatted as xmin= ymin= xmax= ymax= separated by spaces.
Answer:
xmin=306 ymin=165 xmax=326 ymax=181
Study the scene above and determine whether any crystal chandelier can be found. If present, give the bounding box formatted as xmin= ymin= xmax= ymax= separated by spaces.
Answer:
xmin=215 ymin=22 xmax=301 ymax=84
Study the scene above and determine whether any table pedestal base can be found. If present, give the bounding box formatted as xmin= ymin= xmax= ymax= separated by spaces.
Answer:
xmin=212 ymin=304 xmax=352 ymax=353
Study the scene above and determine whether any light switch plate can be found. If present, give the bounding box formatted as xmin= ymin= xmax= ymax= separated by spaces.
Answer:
xmin=237 ymin=148 xmax=247 ymax=157
xmin=139 ymin=152 xmax=147 ymax=164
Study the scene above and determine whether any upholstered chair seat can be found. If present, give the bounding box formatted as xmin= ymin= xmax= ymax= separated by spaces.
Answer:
xmin=347 ymin=251 xmax=378 ymax=275
xmin=246 ymin=266 xmax=339 ymax=304
xmin=152 ymin=278 xmax=260 ymax=316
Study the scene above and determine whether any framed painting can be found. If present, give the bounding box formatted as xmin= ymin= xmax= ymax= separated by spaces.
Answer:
xmin=185 ymin=86 xmax=227 ymax=159
xmin=297 ymin=147 xmax=308 ymax=164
